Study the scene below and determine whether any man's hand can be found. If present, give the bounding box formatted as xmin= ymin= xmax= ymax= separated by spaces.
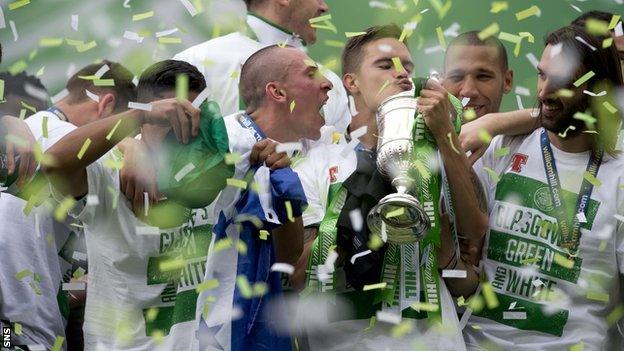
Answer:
xmin=418 ymin=79 xmax=455 ymax=140
xmin=141 ymin=99 xmax=200 ymax=144
xmin=459 ymin=114 xmax=495 ymax=165
xmin=118 ymin=138 xmax=158 ymax=217
xmin=1 ymin=115 xmax=38 ymax=188
xmin=249 ymin=139 xmax=290 ymax=170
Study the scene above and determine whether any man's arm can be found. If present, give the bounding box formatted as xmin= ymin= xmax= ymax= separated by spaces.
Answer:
xmin=437 ymin=214 xmax=479 ymax=298
xmin=44 ymin=99 xmax=200 ymax=198
xmin=291 ymin=227 xmax=318 ymax=291
xmin=419 ymin=80 xmax=489 ymax=242
xmin=460 ymin=109 xmax=538 ymax=164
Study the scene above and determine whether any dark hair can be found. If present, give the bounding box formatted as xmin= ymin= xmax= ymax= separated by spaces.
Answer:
xmin=571 ymin=10 xmax=614 ymax=26
xmin=137 ymin=60 xmax=206 ymax=103
xmin=342 ymin=24 xmax=404 ymax=75
xmin=240 ymin=44 xmax=292 ymax=112
xmin=0 ymin=71 xmax=49 ymax=110
xmin=65 ymin=60 xmax=136 ymax=113
xmin=545 ymin=25 xmax=622 ymax=89
xmin=243 ymin=0 xmax=265 ymax=9
xmin=446 ymin=31 xmax=509 ymax=71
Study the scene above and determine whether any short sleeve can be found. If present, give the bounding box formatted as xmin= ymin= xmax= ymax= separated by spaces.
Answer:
xmin=321 ymin=68 xmax=351 ymax=134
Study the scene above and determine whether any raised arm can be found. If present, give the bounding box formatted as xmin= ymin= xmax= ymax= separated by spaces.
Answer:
xmin=460 ymin=109 xmax=538 ymax=164
xmin=44 ymin=99 xmax=200 ymax=198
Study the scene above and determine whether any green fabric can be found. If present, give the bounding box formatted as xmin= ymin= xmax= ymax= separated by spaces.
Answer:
xmin=157 ymin=101 xmax=234 ymax=209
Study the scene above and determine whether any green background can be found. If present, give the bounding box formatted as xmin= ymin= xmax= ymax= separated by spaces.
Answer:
xmin=0 ymin=0 xmax=621 ymax=112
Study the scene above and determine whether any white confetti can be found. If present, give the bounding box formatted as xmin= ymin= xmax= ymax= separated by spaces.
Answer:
xmin=72 ymin=251 xmax=87 ymax=261
xmin=514 ymin=86 xmax=531 ymax=96
xmin=180 ymin=0 xmax=199 ymax=17
xmin=570 ymin=4 xmax=582 ymax=13
xmin=516 ymin=95 xmax=525 ymax=110
xmin=583 ymin=90 xmax=606 ymax=97
xmin=340 ymin=139 xmax=359 ymax=157
xmin=575 ymin=36 xmax=596 ymax=51
xmin=424 ymin=45 xmax=444 ymax=54
xmin=144 ymin=192 xmax=149 ymax=217
xmin=350 ymin=125 xmax=368 ymax=140
xmin=24 ymin=83 xmax=49 ymax=101
xmin=378 ymin=44 xmax=393 ymax=53
xmin=404 ymin=22 xmax=417 ymax=31
xmin=369 ymin=1 xmax=393 ymax=9
xmin=128 ymin=102 xmax=153 ymax=111
xmin=123 ymin=0 xmax=131 ymax=8
xmin=503 ymin=311 xmax=527 ymax=320
xmin=155 ymin=28 xmax=179 ymax=38
xmin=348 ymin=95 xmax=358 ymax=117
xmin=191 ymin=86 xmax=210 ymax=108
xmin=549 ymin=43 xmax=563 ymax=58
xmin=526 ymin=53 xmax=539 ymax=69
xmin=576 ymin=212 xmax=587 ymax=224
xmin=442 ymin=269 xmax=467 ymax=278
xmin=9 ymin=20 xmax=18 ymax=41
xmin=461 ymin=97 xmax=470 ymax=107
xmin=136 ymin=225 xmax=160 ymax=235
xmin=94 ymin=64 xmax=110 ymax=78
xmin=376 ymin=311 xmax=401 ymax=325
xmin=71 ymin=14 xmax=79 ymax=31
xmin=0 ymin=6 xmax=6 ymax=29
xmin=381 ymin=221 xmax=387 ymax=242
xmin=34 ymin=213 xmax=40 ymax=238
xmin=270 ymin=263 xmax=295 ymax=275
xmin=51 ymin=89 xmax=69 ymax=104
xmin=420 ymin=8 xmax=430 ymax=14
xmin=66 ymin=63 xmax=76 ymax=79
xmin=444 ymin=22 xmax=461 ymax=38
xmin=275 ymin=142 xmax=303 ymax=154
xmin=85 ymin=90 xmax=100 ymax=102
xmin=86 ymin=194 xmax=99 ymax=205
xmin=62 ymin=282 xmax=86 ymax=290
xmin=174 ymin=162 xmax=195 ymax=182
xmin=614 ymin=214 xmax=624 ymax=223
xmin=123 ymin=30 xmax=144 ymax=43
xmin=532 ymin=279 xmax=544 ymax=287
xmin=325 ymin=250 xmax=339 ymax=268
xmin=27 ymin=345 xmax=45 ymax=351
xmin=615 ymin=22 xmax=623 ymax=37
xmin=349 ymin=209 xmax=363 ymax=231
xmin=350 ymin=250 xmax=372 ymax=264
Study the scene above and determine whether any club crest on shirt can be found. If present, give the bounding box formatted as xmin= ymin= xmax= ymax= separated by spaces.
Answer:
xmin=329 ymin=166 xmax=338 ymax=183
xmin=511 ymin=153 xmax=529 ymax=173
xmin=534 ymin=186 xmax=554 ymax=212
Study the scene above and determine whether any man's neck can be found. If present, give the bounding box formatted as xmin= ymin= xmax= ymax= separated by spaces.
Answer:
xmin=249 ymin=107 xmax=298 ymax=142
xmin=547 ymin=129 xmax=594 ymax=153
xmin=349 ymin=105 xmax=378 ymax=150
xmin=54 ymin=101 xmax=78 ymax=125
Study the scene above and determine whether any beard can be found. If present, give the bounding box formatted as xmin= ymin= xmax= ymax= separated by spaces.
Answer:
xmin=538 ymin=96 xmax=590 ymax=136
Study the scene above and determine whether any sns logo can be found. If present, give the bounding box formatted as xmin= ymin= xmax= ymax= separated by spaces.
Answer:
xmin=329 ymin=166 xmax=338 ymax=183
xmin=511 ymin=153 xmax=528 ymax=173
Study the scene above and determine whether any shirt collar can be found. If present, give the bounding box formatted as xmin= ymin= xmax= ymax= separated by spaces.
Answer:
xmin=246 ymin=12 xmax=306 ymax=49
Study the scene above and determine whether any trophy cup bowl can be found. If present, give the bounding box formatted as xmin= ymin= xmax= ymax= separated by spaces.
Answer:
xmin=367 ymin=90 xmax=431 ymax=244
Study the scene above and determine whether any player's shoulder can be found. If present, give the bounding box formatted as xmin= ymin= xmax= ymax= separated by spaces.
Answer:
xmin=174 ymin=32 xmax=259 ymax=60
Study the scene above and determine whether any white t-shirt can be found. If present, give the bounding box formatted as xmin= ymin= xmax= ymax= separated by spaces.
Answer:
xmin=295 ymin=143 xmax=466 ymax=351
xmin=0 ymin=111 xmax=75 ymax=350
xmin=467 ymin=128 xmax=624 ymax=350
xmin=173 ymin=14 xmax=351 ymax=134
xmin=71 ymin=150 xmax=212 ymax=351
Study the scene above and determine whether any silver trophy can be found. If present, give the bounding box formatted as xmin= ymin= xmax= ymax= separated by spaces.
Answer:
xmin=366 ymin=86 xmax=431 ymax=244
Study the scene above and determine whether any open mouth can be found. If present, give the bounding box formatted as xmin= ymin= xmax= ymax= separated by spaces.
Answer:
xmin=541 ymin=103 xmax=562 ymax=117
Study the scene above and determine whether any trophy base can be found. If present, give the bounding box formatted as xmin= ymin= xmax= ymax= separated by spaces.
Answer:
xmin=367 ymin=192 xmax=431 ymax=244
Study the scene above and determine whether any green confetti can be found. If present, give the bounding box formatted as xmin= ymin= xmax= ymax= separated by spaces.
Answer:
xmin=391 ymin=57 xmax=405 ymax=73
xmin=77 ymin=138 xmax=92 ymax=160
xmin=145 ymin=308 xmax=159 ymax=322
xmin=494 ymin=147 xmax=510 ymax=158
xmin=515 ymin=5 xmax=540 ymax=21
xmin=93 ymin=79 xmax=115 ymax=86
xmin=484 ymin=167 xmax=500 ymax=183
xmin=362 ymin=282 xmax=387 ymax=291
xmin=8 ymin=0 xmax=30 ymax=10
xmin=285 ymin=201 xmax=294 ymax=222
xmin=585 ymin=18 xmax=609 ymax=35
xmin=436 ymin=26 xmax=446 ymax=49
xmin=308 ymin=14 xmax=332 ymax=24
xmin=13 ymin=322 xmax=22 ymax=335
xmin=159 ymin=37 xmax=182 ymax=44
xmin=106 ymin=119 xmax=122 ymax=141
xmin=15 ymin=269 xmax=32 ymax=280
xmin=363 ymin=316 xmax=377 ymax=331
xmin=573 ymin=71 xmax=595 ymax=87
xmin=583 ymin=171 xmax=602 ymax=187
xmin=8 ymin=60 xmax=28 ymax=75
xmin=573 ymin=112 xmax=596 ymax=129
xmin=376 ymin=80 xmax=391 ymax=97
xmin=569 ymin=341 xmax=584 ymax=351
xmin=176 ymin=74 xmax=188 ymax=101
xmin=410 ymin=301 xmax=439 ymax=312
xmin=385 ymin=207 xmax=405 ymax=218
xmin=289 ymin=100 xmax=296 ymax=113
xmin=236 ymin=275 xmax=253 ymax=299
xmin=482 ymin=282 xmax=499 ymax=309
xmin=490 ymin=1 xmax=508 ymax=13
xmin=225 ymin=153 xmax=242 ymax=165
xmin=196 ymin=279 xmax=220 ymax=293
xmin=132 ymin=10 xmax=154 ymax=21
xmin=159 ymin=258 xmax=185 ymax=271
xmin=39 ymin=37 xmax=64 ymax=47
xmin=54 ymin=197 xmax=76 ymax=222
xmin=259 ymin=230 xmax=270 ymax=240
xmin=51 ymin=336 xmax=65 ymax=351
xmin=478 ymin=23 xmax=500 ymax=40
xmin=554 ymin=253 xmax=574 ymax=269
xmin=477 ymin=129 xmax=493 ymax=144
xmin=606 ymin=304 xmax=624 ymax=325
xmin=227 ymin=178 xmax=247 ymax=189
xmin=42 ymin=116 xmax=49 ymax=138
xmin=345 ymin=32 xmax=366 ymax=38
xmin=76 ymin=41 xmax=97 ymax=52
xmin=586 ymin=291 xmax=609 ymax=303
xmin=602 ymin=101 xmax=618 ymax=114
xmin=323 ymin=40 xmax=345 ymax=48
